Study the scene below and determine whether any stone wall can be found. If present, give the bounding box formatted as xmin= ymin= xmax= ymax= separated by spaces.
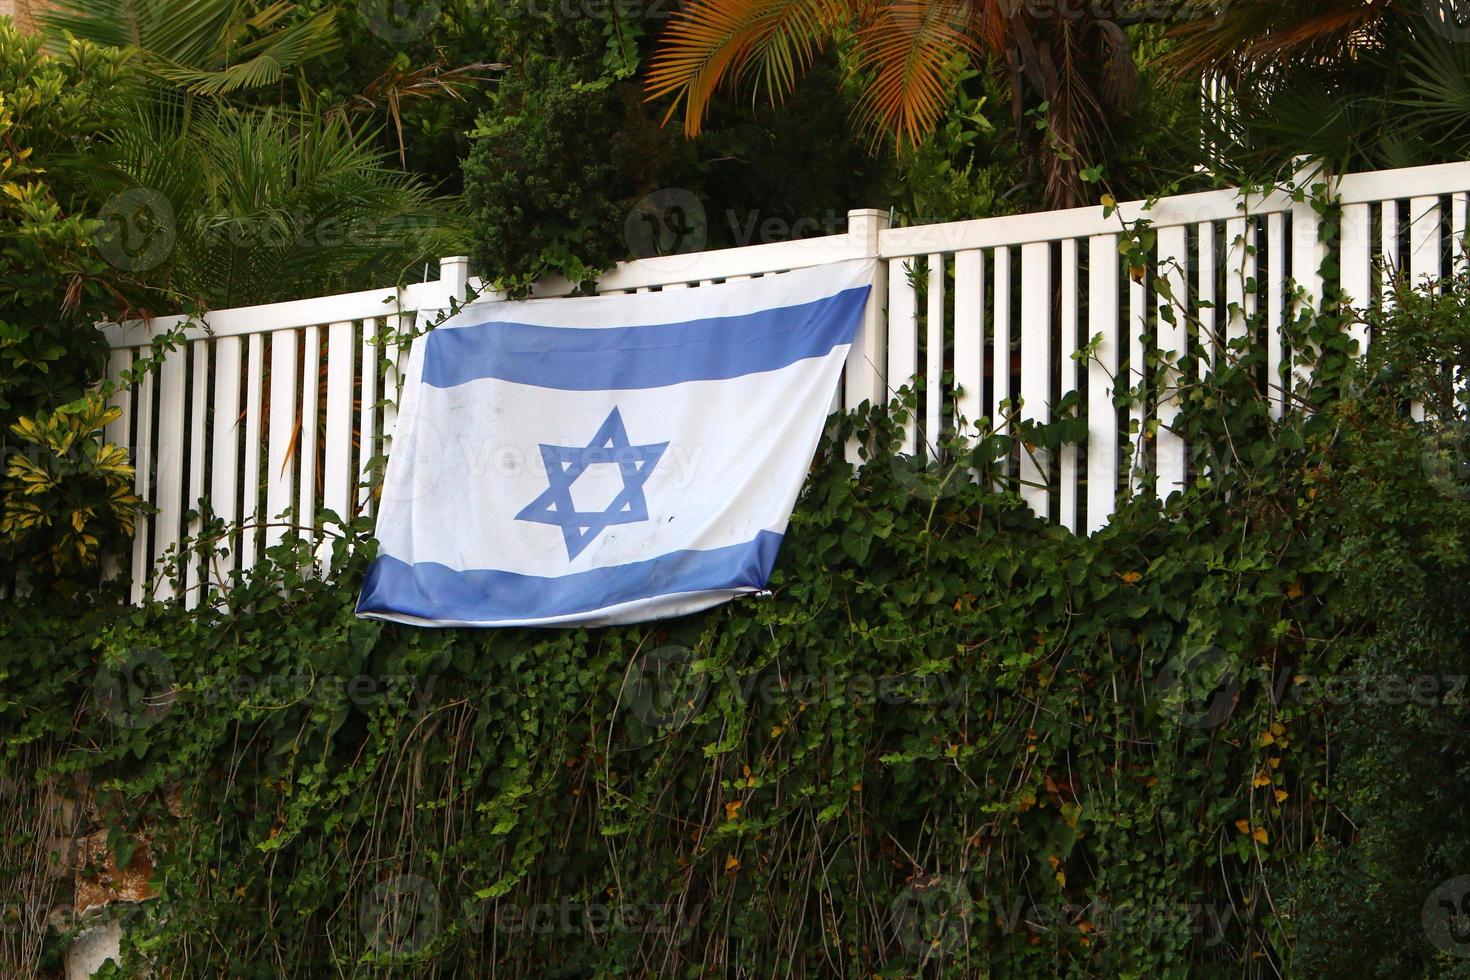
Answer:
xmin=0 ymin=0 xmax=51 ymax=32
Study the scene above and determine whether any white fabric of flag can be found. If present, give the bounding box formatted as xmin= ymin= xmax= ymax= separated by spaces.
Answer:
xmin=357 ymin=258 xmax=876 ymax=628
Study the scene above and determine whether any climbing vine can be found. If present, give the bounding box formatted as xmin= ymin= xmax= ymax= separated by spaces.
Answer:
xmin=6 ymin=256 xmax=1470 ymax=978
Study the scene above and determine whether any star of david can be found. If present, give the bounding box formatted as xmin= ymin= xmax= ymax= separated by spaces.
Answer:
xmin=515 ymin=408 xmax=668 ymax=561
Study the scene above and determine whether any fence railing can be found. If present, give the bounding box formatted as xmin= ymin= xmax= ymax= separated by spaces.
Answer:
xmin=101 ymin=160 xmax=1470 ymax=606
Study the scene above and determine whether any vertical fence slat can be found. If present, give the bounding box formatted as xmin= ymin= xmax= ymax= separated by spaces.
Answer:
xmin=101 ymin=349 xmax=133 ymax=584
xmin=1340 ymin=203 xmax=1372 ymax=354
xmin=209 ymin=336 xmax=242 ymax=595
xmin=1411 ymin=195 xmax=1443 ymax=288
xmin=184 ymin=340 xmax=209 ymax=608
xmin=298 ymin=324 xmax=322 ymax=557
xmin=1197 ymin=221 xmax=1216 ymax=380
xmin=1128 ymin=257 xmax=1148 ymax=495
xmin=1410 ymin=196 xmax=1442 ymax=422
xmin=265 ymin=329 xmax=299 ymax=552
xmin=952 ymin=250 xmax=984 ymax=438
xmin=925 ymin=253 xmax=945 ymax=460
xmin=1224 ymin=218 xmax=1251 ymax=350
xmin=1087 ymin=235 xmax=1119 ymax=533
xmin=1453 ymin=193 xmax=1468 ymax=272
xmin=992 ymin=246 xmax=1012 ymax=477
xmin=1156 ymin=225 xmax=1189 ymax=501
xmin=1381 ymin=199 xmax=1401 ymax=308
xmin=151 ymin=347 xmax=187 ymax=600
xmin=1019 ymin=242 xmax=1051 ymax=517
xmin=1456 ymin=194 xmax=1469 ymax=402
xmin=887 ymin=258 xmax=919 ymax=455
xmin=1266 ymin=212 xmax=1286 ymax=418
xmin=381 ymin=313 xmax=405 ymax=448
xmin=240 ymin=332 xmax=265 ymax=575
xmin=359 ymin=320 xmax=380 ymax=515
xmin=844 ymin=211 xmax=889 ymax=438
xmin=1290 ymin=188 xmax=1327 ymax=399
xmin=322 ymin=321 xmax=356 ymax=562
xmin=105 ymin=349 xmax=132 ymax=448
xmin=129 ymin=366 xmax=154 ymax=603
xmin=1058 ymin=239 xmax=1079 ymax=532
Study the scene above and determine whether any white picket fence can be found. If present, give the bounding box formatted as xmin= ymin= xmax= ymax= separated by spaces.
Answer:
xmin=101 ymin=160 xmax=1470 ymax=606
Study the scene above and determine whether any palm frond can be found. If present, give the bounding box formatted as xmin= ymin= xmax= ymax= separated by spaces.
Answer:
xmin=40 ymin=0 xmax=241 ymax=67
xmin=1398 ymin=19 xmax=1470 ymax=146
xmin=1163 ymin=0 xmax=1390 ymax=80
xmin=645 ymin=0 xmax=844 ymax=137
xmin=339 ymin=58 xmax=503 ymax=164
xmin=39 ymin=0 xmax=338 ymax=97
xmin=851 ymin=0 xmax=982 ymax=149
xmin=91 ymin=106 xmax=463 ymax=308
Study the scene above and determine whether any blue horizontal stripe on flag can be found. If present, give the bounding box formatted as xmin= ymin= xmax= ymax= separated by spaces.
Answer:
xmin=357 ymin=530 xmax=784 ymax=625
xmin=422 ymin=286 xmax=869 ymax=391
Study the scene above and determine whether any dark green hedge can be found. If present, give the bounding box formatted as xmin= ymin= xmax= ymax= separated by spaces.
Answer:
xmin=7 ymin=277 xmax=1470 ymax=978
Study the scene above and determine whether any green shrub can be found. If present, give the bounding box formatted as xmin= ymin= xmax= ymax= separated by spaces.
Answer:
xmin=0 ymin=23 xmax=141 ymax=585
xmin=462 ymin=9 xmax=888 ymax=295
xmin=8 ymin=198 xmax=1470 ymax=977
xmin=9 ymin=264 xmax=1470 ymax=975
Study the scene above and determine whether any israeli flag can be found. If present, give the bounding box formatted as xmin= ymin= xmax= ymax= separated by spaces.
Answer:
xmin=358 ymin=258 xmax=876 ymax=627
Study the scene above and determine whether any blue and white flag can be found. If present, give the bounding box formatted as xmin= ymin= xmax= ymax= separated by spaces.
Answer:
xmin=357 ymin=258 xmax=876 ymax=627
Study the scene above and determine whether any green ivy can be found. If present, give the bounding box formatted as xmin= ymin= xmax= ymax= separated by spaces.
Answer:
xmin=7 ymin=266 xmax=1470 ymax=977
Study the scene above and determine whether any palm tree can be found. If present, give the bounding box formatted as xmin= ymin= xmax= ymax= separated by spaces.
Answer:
xmin=93 ymin=106 xmax=466 ymax=309
xmin=1164 ymin=1 xmax=1470 ymax=176
xmin=1164 ymin=0 xmax=1394 ymax=81
xmin=36 ymin=1 xmax=472 ymax=306
xmin=645 ymin=0 xmax=1141 ymax=208
xmin=38 ymin=0 xmax=340 ymax=98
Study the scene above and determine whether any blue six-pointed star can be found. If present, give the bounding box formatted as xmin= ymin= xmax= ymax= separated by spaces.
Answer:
xmin=515 ymin=408 xmax=668 ymax=561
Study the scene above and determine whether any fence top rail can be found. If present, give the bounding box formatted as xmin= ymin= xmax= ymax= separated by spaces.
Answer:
xmin=101 ymin=160 xmax=1470 ymax=349
xmin=101 ymin=278 xmax=449 ymax=349
xmin=880 ymin=160 xmax=1470 ymax=259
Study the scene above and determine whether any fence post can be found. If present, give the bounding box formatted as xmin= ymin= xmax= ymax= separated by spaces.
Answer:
xmin=844 ymin=209 xmax=889 ymax=465
xmin=1289 ymin=157 xmax=1331 ymax=402
xmin=380 ymin=255 xmax=470 ymax=497
xmin=440 ymin=255 xmax=470 ymax=306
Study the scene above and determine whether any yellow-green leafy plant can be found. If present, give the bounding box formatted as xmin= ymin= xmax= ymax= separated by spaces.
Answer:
xmin=2 ymin=394 xmax=140 ymax=577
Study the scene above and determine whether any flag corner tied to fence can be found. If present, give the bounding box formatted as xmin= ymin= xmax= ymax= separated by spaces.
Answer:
xmin=357 ymin=258 xmax=877 ymax=628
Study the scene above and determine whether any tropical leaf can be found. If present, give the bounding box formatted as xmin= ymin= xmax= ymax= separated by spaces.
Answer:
xmin=646 ymin=0 xmax=1149 ymax=206
xmin=337 ymin=57 xmax=504 ymax=165
xmin=1163 ymin=0 xmax=1391 ymax=81
xmin=850 ymin=0 xmax=983 ymax=148
xmin=39 ymin=0 xmax=339 ymax=97
xmin=645 ymin=0 xmax=846 ymax=137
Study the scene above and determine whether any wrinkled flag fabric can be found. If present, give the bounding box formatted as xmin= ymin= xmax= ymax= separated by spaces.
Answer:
xmin=357 ymin=258 xmax=876 ymax=627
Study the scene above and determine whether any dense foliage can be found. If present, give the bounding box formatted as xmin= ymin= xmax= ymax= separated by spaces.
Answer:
xmin=461 ymin=6 xmax=888 ymax=294
xmin=1172 ymin=1 xmax=1470 ymax=180
xmin=8 ymin=2 xmax=1470 ymax=978
xmin=7 ymin=260 xmax=1470 ymax=975
xmin=0 ymin=3 xmax=471 ymax=587
xmin=0 ymin=25 xmax=144 ymax=583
